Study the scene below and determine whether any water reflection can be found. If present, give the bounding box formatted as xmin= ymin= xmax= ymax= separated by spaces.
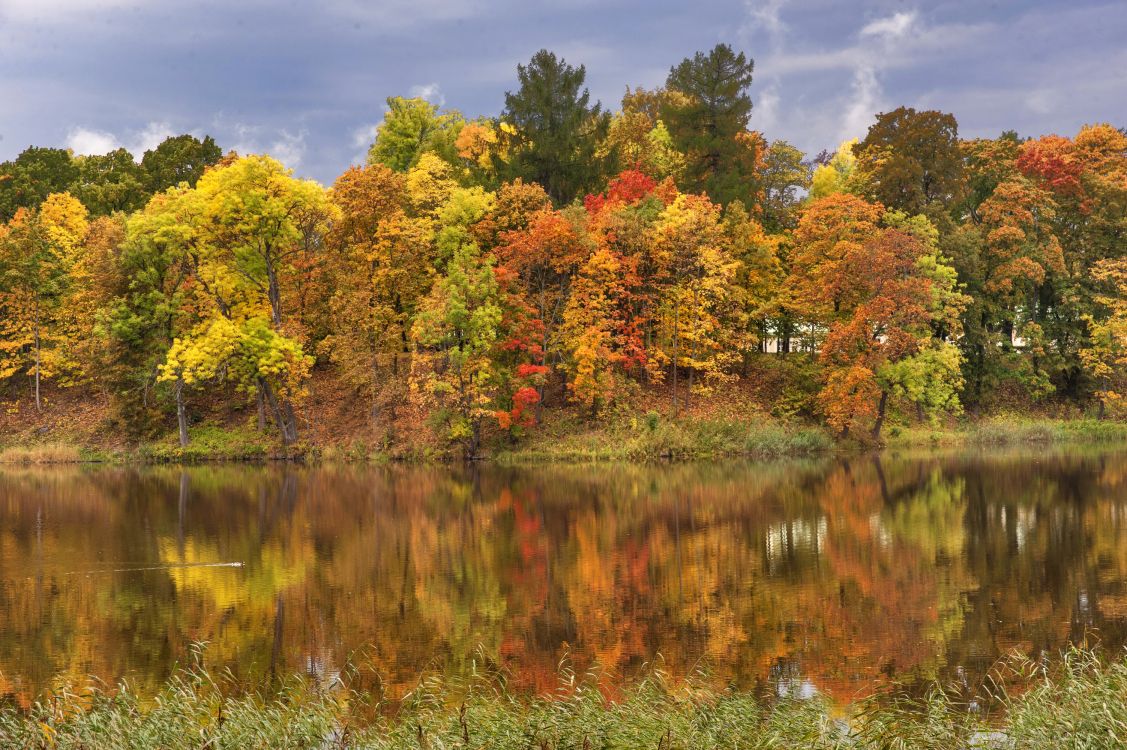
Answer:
xmin=0 ymin=449 xmax=1125 ymax=706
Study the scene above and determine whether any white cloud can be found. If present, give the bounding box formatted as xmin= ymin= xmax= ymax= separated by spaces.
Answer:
xmin=753 ymin=82 xmax=781 ymax=136
xmin=744 ymin=7 xmax=931 ymax=147
xmin=860 ymin=11 xmax=916 ymax=39
xmin=231 ymin=124 xmax=306 ymax=169
xmin=63 ymin=121 xmax=186 ymax=159
xmin=133 ymin=121 xmax=176 ymax=154
xmin=744 ymin=0 xmax=788 ymax=46
xmin=350 ymin=123 xmax=378 ymax=165
xmin=0 ymin=0 xmax=155 ymax=24
xmin=65 ymin=126 xmax=121 ymax=155
xmin=841 ymin=65 xmax=883 ymax=141
xmin=408 ymin=82 xmax=446 ymax=106
xmin=1024 ymin=89 xmax=1055 ymax=115
xmin=267 ymin=131 xmax=306 ymax=169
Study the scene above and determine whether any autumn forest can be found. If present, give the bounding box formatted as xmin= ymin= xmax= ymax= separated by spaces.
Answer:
xmin=1 ymin=44 xmax=1125 ymax=458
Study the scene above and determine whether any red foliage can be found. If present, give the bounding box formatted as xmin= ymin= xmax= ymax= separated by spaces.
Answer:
xmin=496 ymin=386 xmax=542 ymax=430
xmin=516 ymin=363 xmax=550 ymax=378
xmin=1017 ymin=135 xmax=1084 ymax=198
xmin=583 ymin=170 xmax=657 ymax=215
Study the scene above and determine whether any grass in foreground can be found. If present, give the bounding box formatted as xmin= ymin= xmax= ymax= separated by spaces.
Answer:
xmin=2 ymin=647 xmax=1126 ymax=749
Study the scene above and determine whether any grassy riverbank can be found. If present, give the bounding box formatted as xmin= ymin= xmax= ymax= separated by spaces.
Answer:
xmin=3 ymin=413 xmax=1127 ymax=465
xmin=1 ymin=379 xmax=1125 ymax=464
xmin=1 ymin=647 xmax=1124 ymax=749
xmin=883 ymin=415 xmax=1127 ymax=449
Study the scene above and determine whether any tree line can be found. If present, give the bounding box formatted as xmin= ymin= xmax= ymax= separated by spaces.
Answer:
xmin=1 ymin=45 xmax=1124 ymax=455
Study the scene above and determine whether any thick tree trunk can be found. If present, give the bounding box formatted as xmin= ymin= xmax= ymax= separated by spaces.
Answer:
xmin=468 ymin=420 xmax=482 ymax=461
xmin=871 ymin=389 xmax=889 ymax=442
xmin=176 ymin=377 xmax=189 ymax=447
xmin=258 ymin=377 xmax=297 ymax=446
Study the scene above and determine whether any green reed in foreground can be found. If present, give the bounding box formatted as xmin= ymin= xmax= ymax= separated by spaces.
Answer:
xmin=2 ymin=647 xmax=1125 ymax=749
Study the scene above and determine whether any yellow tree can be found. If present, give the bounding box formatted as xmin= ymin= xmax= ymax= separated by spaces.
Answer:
xmin=0 ymin=193 xmax=89 ymax=411
xmin=784 ymin=193 xmax=884 ymax=333
xmin=558 ymin=247 xmax=637 ymax=412
xmin=649 ymin=193 xmax=740 ymax=410
xmin=153 ymin=155 xmax=331 ymax=446
xmin=1082 ymin=259 xmax=1127 ymax=417
xmin=323 ymin=165 xmax=434 ymax=419
xmin=722 ymin=202 xmax=782 ymax=363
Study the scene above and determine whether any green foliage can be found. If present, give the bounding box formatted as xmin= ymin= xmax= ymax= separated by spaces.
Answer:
xmin=412 ymin=243 xmax=506 ymax=457
xmin=758 ymin=139 xmax=811 ymax=230
xmin=71 ymin=148 xmax=149 ymax=216
xmin=501 ymin=49 xmax=612 ymax=204
xmin=0 ymin=147 xmax=79 ymax=222
xmin=853 ymin=106 xmax=965 ymax=216
xmin=140 ymin=134 xmax=223 ymax=193
xmin=880 ymin=342 xmax=965 ymax=425
xmin=140 ymin=424 xmax=271 ymax=462
xmin=367 ymin=96 xmax=465 ymax=173
xmin=663 ymin=43 xmax=756 ymax=206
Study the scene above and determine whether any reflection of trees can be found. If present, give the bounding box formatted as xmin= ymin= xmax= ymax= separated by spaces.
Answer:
xmin=1 ymin=450 xmax=1126 ymax=708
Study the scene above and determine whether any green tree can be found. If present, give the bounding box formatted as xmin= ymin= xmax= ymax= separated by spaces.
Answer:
xmin=99 ymin=189 xmax=196 ymax=437
xmin=663 ymin=44 xmax=756 ymax=206
xmin=501 ymin=49 xmax=612 ymax=204
xmin=411 ymin=243 xmax=505 ymax=458
xmin=758 ymin=139 xmax=810 ymax=230
xmin=853 ymin=107 xmax=964 ymax=217
xmin=140 ymin=134 xmax=223 ymax=193
xmin=71 ymin=148 xmax=149 ymax=216
xmin=367 ymin=96 xmax=465 ymax=173
xmin=0 ymin=147 xmax=79 ymax=222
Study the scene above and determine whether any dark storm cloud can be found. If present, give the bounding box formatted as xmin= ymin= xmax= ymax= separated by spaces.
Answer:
xmin=1 ymin=0 xmax=1124 ymax=183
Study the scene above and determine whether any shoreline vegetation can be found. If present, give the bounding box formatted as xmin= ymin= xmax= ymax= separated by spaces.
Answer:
xmin=1 ymin=646 xmax=1124 ymax=749
xmin=1 ymin=412 xmax=1125 ymax=465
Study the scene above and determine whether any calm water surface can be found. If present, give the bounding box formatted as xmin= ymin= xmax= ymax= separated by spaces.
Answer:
xmin=1 ymin=448 xmax=1126 ymax=705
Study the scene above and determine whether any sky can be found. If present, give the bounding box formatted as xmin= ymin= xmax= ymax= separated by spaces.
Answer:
xmin=1 ymin=0 xmax=1125 ymax=184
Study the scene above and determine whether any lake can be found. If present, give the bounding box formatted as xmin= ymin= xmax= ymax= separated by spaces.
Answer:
xmin=1 ymin=448 xmax=1125 ymax=706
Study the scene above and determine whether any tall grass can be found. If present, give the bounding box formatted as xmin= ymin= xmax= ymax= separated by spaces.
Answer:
xmin=3 ymin=647 xmax=1126 ymax=748
xmin=0 ymin=442 xmax=82 ymax=464
xmin=498 ymin=416 xmax=832 ymax=463
xmin=969 ymin=417 xmax=1127 ymax=446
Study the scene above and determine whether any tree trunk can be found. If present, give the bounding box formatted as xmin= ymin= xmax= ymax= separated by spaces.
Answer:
xmin=871 ymin=389 xmax=889 ymax=442
xmin=267 ymin=261 xmax=283 ymax=327
xmin=256 ymin=386 xmax=267 ymax=432
xmin=258 ymin=377 xmax=297 ymax=446
xmin=671 ymin=305 xmax=679 ymax=415
xmin=33 ymin=324 xmax=41 ymax=413
xmin=468 ymin=420 xmax=482 ymax=461
xmin=176 ymin=377 xmax=189 ymax=447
